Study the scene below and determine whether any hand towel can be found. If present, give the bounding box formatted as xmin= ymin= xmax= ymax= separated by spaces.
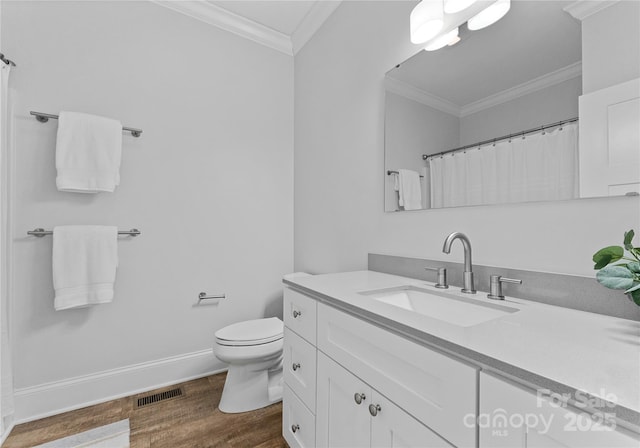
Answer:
xmin=396 ymin=169 xmax=422 ymax=210
xmin=53 ymin=226 xmax=118 ymax=311
xmin=55 ymin=111 xmax=123 ymax=193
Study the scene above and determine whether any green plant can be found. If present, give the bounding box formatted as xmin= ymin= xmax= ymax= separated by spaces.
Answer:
xmin=593 ymin=230 xmax=640 ymax=306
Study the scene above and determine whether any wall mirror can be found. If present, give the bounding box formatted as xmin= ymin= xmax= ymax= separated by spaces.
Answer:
xmin=384 ymin=0 xmax=639 ymax=212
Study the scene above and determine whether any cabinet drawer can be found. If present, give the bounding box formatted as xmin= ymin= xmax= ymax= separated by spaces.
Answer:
xmin=284 ymin=287 xmax=317 ymax=345
xmin=317 ymin=303 xmax=478 ymax=448
xmin=480 ymin=372 xmax=640 ymax=448
xmin=284 ymin=327 xmax=317 ymax=412
xmin=283 ymin=384 xmax=316 ymax=448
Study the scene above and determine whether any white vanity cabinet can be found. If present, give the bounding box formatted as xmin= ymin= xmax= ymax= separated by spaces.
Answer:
xmin=317 ymin=303 xmax=477 ymax=448
xmin=282 ymin=287 xmax=318 ymax=448
xmin=282 ymin=285 xmax=478 ymax=448
xmin=317 ymin=351 xmax=454 ymax=448
xmin=479 ymin=372 xmax=640 ymax=448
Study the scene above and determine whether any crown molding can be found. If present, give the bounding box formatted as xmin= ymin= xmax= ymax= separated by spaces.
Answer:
xmin=150 ymin=1 xmax=293 ymax=55
xmin=563 ymin=0 xmax=620 ymax=21
xmin=385 ymin=76 xmax=461 ymax=117
xmin=291 ymin=1 xmax=342 ymax=55
xmin=460 ymin=62 xmax=582 ymax=117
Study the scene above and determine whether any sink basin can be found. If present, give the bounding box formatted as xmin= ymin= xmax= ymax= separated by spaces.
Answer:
xmin=358 ymin=285 xmax=519 ymax=327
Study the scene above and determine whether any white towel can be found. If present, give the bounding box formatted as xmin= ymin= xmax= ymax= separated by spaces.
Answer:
xmin=53 ymin=226 xmax=118 ymax=311
xmin=395 ymin=169 xmax=422 ymax=210
xmin=55 ymin=111 xmax=123 ymax=193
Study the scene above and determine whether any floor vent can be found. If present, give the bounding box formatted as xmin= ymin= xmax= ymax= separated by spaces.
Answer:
xmin=136 ymin=387 xmax=183 ymax=408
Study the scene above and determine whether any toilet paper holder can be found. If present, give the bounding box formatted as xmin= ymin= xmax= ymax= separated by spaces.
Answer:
xmin=198 ymin=292 xmax=226 ymax=303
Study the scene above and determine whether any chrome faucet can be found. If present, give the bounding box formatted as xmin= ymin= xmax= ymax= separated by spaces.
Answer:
xmin=442 ymin=232 xmax=476 ymax=294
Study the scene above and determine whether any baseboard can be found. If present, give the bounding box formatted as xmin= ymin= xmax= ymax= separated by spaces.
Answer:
xmin=1 ymin=421 xmax=16 ymax=446
xmin=13 ymin=348 xmax=225 ymax=424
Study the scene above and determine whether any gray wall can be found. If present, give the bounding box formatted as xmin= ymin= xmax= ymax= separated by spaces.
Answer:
xmin=459 ymin=77 xmax=581 ymax=146
xmin=4 ymin=0 xmax=293 ymax=419
xmin=293 ymin=1 xmax=639 ymax=277
xmin=384 ymin=92 xmax=459 ymax=211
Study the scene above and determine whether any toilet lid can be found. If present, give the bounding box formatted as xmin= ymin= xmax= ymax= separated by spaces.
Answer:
xmin=215 ymin=317 xmax=283 ymax=346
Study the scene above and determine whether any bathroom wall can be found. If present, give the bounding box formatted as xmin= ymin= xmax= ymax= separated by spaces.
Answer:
xmin=3 ymin=1 xmax=293 ymax=421
xmin=384 ymin=92 xmax=458 ymax=211
xmin=581 ymin=1 xmax=640 ymax=95
xmin=294 ymin=1 xmax=639 ymax=277
xmin=459 ymin=76 xmax=582 ymax=146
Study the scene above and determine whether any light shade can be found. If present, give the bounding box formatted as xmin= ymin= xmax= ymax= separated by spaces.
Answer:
xmin=467 ymin=0 xmax=510 ymax=30
xmin=424 ymin=27 xmax=459 ymax=51
xmin=410 ymin=0 xmax=444 ymax=44
xmin=444 ymin=0 xmax=476 ymax=14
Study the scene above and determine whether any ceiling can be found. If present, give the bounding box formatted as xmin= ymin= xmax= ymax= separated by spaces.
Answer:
xmin=210 ymin=1 xmax=318 ymax=35
xmin=386 ymin=1 xmax=582 ymax=115
xmin=151 ymin=0 xmax=342 ymax=55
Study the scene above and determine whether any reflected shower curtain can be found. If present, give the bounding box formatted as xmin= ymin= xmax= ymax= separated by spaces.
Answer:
xmin=0 ymin=60 xmax=14 ymax=434
xmin=429 ymin=123 xmax=579 ymax=208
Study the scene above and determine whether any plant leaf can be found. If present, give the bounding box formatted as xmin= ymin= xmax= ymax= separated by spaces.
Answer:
xmin=631 ymin=289 xmax=640 ymax=307
xmin=592 ymin=246 xmax=624 ymax=269
xmin=628 ymin=262 xmax=640 ymax=274
xmin=625 ymin=283 xmax=640 ymax=293
xmin=624 ymin=230 xmax=635 ymax=250
xmin=596 ymin=266 xmax=634 ymax=290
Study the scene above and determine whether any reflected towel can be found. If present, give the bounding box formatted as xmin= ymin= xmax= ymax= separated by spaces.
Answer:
xmin=55 ymin=111 xmax=123 ymax=193
xmin=53 ymin=226 xmax=118 ymax=311
xmin=395 ymin=169 xmax=422 ymax=210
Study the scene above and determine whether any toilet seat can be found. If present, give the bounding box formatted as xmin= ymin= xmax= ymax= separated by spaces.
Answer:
xmin=215 ymin=317 xmax=283 ymax=347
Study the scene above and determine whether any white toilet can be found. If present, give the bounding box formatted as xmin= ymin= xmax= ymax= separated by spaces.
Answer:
xmin=213 ymin=317 xmax=284 ymax=413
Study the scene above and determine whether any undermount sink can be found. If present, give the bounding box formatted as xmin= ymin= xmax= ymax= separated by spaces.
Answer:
xmin=359 ymin=285 xmax=519 ymax=327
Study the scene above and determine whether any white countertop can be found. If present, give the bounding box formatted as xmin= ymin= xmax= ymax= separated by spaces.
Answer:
xmin=284 ymin=270 xmax=640 ymax=429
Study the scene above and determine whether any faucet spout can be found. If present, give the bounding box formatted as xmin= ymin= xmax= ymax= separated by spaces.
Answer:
xmin=442 ymin=232 xmax=476 ymax=294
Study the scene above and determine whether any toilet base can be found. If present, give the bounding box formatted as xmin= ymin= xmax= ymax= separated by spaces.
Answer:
xmin=218 ymin=361 xmax=283 ymax=413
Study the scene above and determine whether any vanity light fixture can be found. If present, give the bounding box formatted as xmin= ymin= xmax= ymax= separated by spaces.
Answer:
xmin=410 ymin=0 xmax=445 ymax=44
xmin=425 ymin=27 xmax=460 ymax=51
xmin=443 ymin=0 xmax=476 ymax=14
xmin=467 ymin=0 xmax=511 ymax=30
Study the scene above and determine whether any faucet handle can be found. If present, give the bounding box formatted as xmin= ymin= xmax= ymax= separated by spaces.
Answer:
xmin=424 ymin=266 xmax=448 ymax=289
xmin=487 ymin=275 xmax=522 ymax=300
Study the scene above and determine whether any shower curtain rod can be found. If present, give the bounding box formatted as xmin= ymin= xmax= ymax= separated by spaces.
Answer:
xmin=422 ymin=117 xmax=578 ymax=161
xmin=30 ymin=111 xmax=143 ymax=137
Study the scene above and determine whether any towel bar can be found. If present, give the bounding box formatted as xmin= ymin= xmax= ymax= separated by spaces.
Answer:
xmin=387 ymin=170 xmax=424 ymax=178
xmin=27 ymin=228 xmax=141 ymax=237
xmin=30 ymin=111 xmax=143 ymax=137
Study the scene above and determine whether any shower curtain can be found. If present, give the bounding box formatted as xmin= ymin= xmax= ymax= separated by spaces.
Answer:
xmin=429 ymin=123 xmax=579 ymax=208
xmin=0 ymin=59 xmax=14 ymax=435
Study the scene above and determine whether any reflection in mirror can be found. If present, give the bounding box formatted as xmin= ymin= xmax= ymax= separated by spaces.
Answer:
xmin=385 ymin=1 xmax=587 ymax=212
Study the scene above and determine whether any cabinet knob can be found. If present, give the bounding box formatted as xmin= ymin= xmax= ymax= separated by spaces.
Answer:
xmin=369 ymin=403 xmax=381 ymax=416
xmin=292 ymin=310 xmax=302 ymax=318
xmin=292 ymin=363 xmax=301 ymax=371
xmin=291 ymin=424 xmax=300 ymax=433
xmin=354 ymin=393 xmax=366 ymax=405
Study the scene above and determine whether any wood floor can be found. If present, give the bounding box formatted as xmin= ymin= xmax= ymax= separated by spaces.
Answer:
xmin=3 ymin=373 xmax=287 ymax=448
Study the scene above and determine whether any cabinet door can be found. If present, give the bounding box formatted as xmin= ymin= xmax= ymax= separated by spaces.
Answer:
xmin=371 ymin=391 xmax=454 ymax=448
xmin=579 ymin=77 xmax=640 ymax=196
xmin=283 ymin=327 xmax=317 ymax=412
xmin=316 ymin=352 xmax=371 ymax=448
xmin=480 ymin=372 xmax=640 ymax=448
xmin=283 ymin=384 xmax=316 ymax=448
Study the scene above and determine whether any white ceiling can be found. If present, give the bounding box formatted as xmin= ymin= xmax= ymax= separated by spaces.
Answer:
xmin=387 ymin=1 xmax=582 ymax=113
xmin=210 ymin=1 xmax=318 ymax=35
xmin=151 ymin=0 xmax=342 ymax=55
